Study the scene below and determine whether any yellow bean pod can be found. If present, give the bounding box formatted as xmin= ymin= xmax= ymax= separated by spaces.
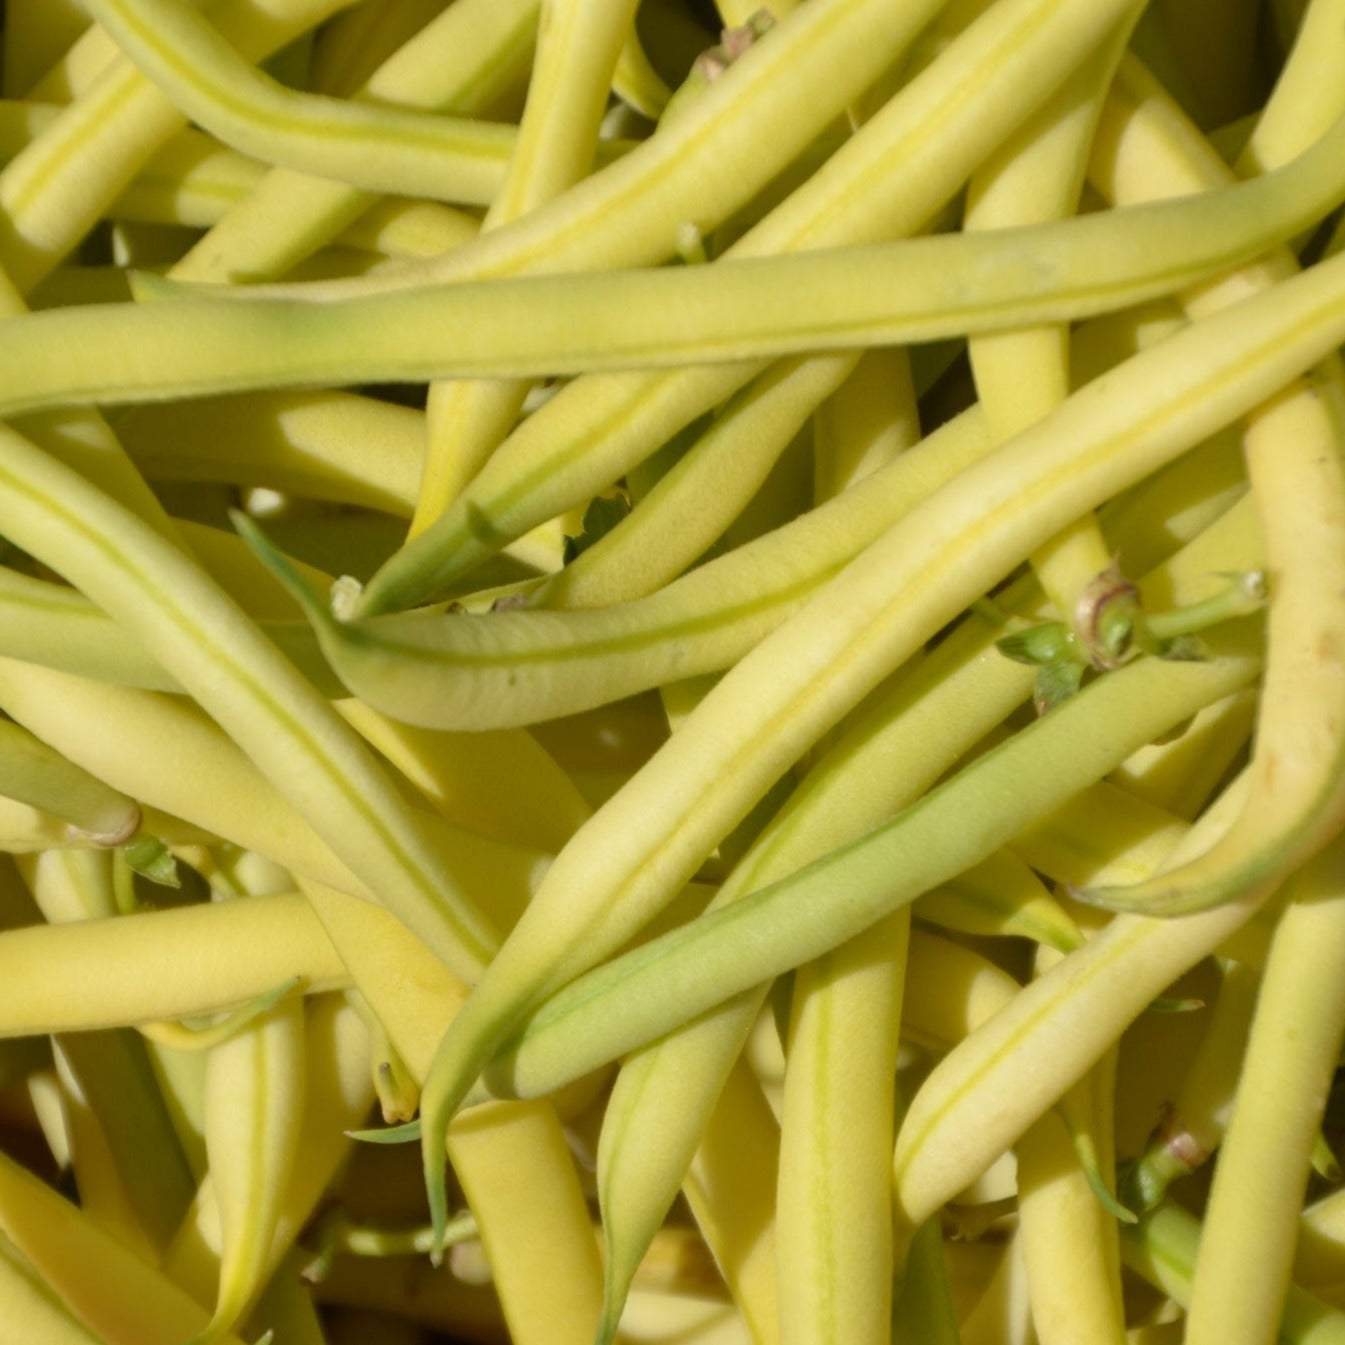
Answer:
xmin=776 ymin=909 xmax=908 ymax=1345
xmin=481 ymin=638 xmax=1260 ymax=1108
xmin=412 ymin=190 xmax=1325 ymax=1236
xmin=165 ymin=993 xmax=374 ymax=1327
xmin=965 ymin=11 xmax=1137 ymax=622
xmin=1184 ymin=835 xmax=1345 ymax=1345
xmin=0 ymin=0 xmax=351 ymax=291
xmin=0 ymin=894 xmax=346 ymax=1038
xmin=0 ymin=720 xmax=139 ymax=846
xmin=1075 ymin=56 xmax=1345 ymax=917
xmin=194 ymin=995 xmax=307 ymax=1343
xmin=0 ymin=1146 xmax=250 ymax=1345
xmin=0 ymin=437 xmax=504 ymax=984
xmin=0 ymin=1231 xmax=115 ymax=1345
xmin=171 ymin=0 xmax=538 ymax=284
xmin=415 ymin=0 xmax=640 ymax=532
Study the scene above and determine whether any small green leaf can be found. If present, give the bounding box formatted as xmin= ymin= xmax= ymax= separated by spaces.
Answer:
xmin=996 ymin=621 xmax=1071 ymax=667
xmin=123 ymin=835 xmax=180 ymax=888
xmin=1034 ymin=659 xmax=1085 ymax=714
xmin=346 ymin=1118 xmax=421 ymax=1145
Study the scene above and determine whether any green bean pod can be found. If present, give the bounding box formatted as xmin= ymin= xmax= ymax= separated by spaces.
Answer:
xmin=410 ymin=219 xmax=1333 ymax=1241
xmin=240 ymin=411 xmax=994 ymax=730
xmin=479 ymin=636 xmax=1259 ymax=1109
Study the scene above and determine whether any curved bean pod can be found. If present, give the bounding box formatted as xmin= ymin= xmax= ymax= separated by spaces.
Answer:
xmin=170 ymin=0 xmax=536 ymax=284
xmin=611 ymin=20 xmax=670 ymax=120
xmin=890 ymin=770 xmax=1257 ymax=1237
xmin=0 ymin=100 xmax=480 ymax=249
xmin=0 ymin=0 xmax=350 ymax=291
xmin=479 ymin=636 xmax=1260 ymax=1107
xmin=0 ymin=429 xmax=502 ymax=984
xmin=0 ymin=1146 xmax=249 ymax=1345
xmin=1075 ymin=57 xmax=1345 ymax=916
xmin=81 ymin=0 xmax=522 ymax=205
xmin=240 ymin=408 xmax=993 ymax=730
xmin=412 ymin=231 xmax=1324 ymax=1238
xmin=195 ymin=997 xmax=306 ymax=1343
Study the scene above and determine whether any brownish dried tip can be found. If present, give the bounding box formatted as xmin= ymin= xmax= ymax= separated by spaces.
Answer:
xmin=1074 ymin=562 xmax=1139 ymax=670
